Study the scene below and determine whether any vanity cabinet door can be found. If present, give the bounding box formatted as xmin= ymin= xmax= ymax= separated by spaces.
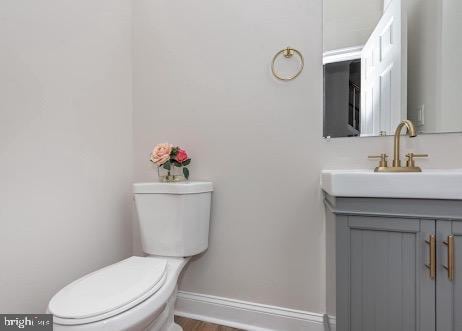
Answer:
xmin=336 ymin=216 xmax=436 ymax=331
xmin=436 ymin=220 xmax=462 ymax=331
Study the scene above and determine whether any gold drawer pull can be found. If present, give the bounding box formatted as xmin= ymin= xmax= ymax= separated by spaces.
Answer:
xmin=425 ymin=235 xmax=436 ymax=279
xmin=443 ymin=235 xmax=455 ymax=281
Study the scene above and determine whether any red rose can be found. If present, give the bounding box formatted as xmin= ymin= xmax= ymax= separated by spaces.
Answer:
xmin=175 ymin=149 xmax=189 ymax=163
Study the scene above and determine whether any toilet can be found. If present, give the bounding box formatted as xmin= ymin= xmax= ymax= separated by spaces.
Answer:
xmin=48 ymin=181 xmax=213 ymax=331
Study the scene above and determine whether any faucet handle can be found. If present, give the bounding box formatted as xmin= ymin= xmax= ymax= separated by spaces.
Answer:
xmin=368 ymin=154 xmax=388 ymax=168
xmin=405 ymin=153 xmax=428 ymax=168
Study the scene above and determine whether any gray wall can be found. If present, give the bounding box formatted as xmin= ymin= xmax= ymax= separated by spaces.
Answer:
xmin=132 ymin=0 xmax=325 ymax=311
xmin=323 ymin=0 xmax=383 ymax=51
xmin=407 ymin=0 xmax=442 ymax=133
xmin=408 ymin=0 xmax=462 ymax=133
xmin=324 ymin=61 xmax=360 ymax=138
xmin=133 ymin=0 xmax=462 ymax=314
xmin=0 ymin=0 xmax=134 ymax=312
xmin=324 ymin=62 xmax=351 ymax=138
xmin=439 ymin=0 xmax=462 ymax=132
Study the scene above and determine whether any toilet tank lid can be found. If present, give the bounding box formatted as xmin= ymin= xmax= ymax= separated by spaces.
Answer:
xmin=133 ymin=181 xmax=213 ymax=194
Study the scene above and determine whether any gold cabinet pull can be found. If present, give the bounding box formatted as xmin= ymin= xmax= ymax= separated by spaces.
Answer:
xmin=425 ymin=235 xmax=436 ymax=279
xmin=443 ymin=235 xmax=455 ymax=281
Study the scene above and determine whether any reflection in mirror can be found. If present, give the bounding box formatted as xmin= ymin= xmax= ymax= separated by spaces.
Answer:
xmin=323 ymin=0 xmax=462 ymax=138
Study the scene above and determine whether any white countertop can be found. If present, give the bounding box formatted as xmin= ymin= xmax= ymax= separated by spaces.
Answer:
xmin=321 ymin=169 xmax=462 ymax=200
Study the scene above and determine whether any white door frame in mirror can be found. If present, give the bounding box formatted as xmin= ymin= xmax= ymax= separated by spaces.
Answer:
xmin=360 ymin=0 xmax=407 ymax=137
xmin=323 ymin=46 xmax=363 ymax=65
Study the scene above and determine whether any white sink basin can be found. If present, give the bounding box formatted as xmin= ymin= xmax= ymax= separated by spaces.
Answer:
xmin=321 ymin=169 xmax=462 ymax=200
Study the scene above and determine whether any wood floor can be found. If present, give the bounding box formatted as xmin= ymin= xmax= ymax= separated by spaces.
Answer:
xmin=174 ymin=316 xmax=244 ymax=331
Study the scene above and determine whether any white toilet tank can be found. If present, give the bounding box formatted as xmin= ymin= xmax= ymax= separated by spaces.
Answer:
xmin=133 ymin=181 xmax=213 ymax=257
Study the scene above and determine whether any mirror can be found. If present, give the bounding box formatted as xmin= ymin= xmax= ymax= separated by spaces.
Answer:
xmin=323 ymin=0 xmax=462 ymax=138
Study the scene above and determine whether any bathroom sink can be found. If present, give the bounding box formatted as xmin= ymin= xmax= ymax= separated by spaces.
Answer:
xmin=321 ymin=169 xmax=462 ymax=200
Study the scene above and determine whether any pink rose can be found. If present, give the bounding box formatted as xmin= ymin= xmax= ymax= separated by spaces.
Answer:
xmin=175 ymin=149 xmax=189 ymax=163
xmin=150 ymin=143 xmax=172 ymax=166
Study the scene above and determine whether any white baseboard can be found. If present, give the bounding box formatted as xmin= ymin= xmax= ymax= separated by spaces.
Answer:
xmin=175 ymin=291 xmax=330 ymax=331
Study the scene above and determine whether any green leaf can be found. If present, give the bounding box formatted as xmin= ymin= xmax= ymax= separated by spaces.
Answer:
xmin=163 ymin=161 xmax=171 ymax=170
xmin=183 ymin=167 xmax=190 ymax=179
xmin=182 ymin=159 xmax=191 ymax=166
xmin=172 ymin=160 xmax=182 ymax=167
xmin=171 ymin=147 xmax=179 ymax=156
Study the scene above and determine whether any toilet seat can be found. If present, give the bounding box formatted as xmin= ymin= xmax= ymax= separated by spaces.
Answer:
xmin=49 ymin=257 xmax=167 ymax=325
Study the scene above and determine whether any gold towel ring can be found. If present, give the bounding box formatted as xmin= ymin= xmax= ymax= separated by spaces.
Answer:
xmin=271 ymin=47 xmax=304 ymax=81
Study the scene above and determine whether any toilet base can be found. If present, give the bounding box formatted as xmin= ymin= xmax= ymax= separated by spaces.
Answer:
xmin=145 ymin=286 xmax=182 ymax=331
xmin=168 ymin=323 xmax=182 ymax=331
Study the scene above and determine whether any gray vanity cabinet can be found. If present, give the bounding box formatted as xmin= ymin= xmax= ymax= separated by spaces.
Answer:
xmin=325 ymin=196 xmax=462 ymax=331
xmin=436 ymin=220 xmax=462 ymax=331
xmin=336 ymin=216 xmax=435 ymax=331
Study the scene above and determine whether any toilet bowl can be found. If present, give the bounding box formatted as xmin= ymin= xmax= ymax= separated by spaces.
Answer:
xmin=48 ymin=182 xmax=213 ymax=331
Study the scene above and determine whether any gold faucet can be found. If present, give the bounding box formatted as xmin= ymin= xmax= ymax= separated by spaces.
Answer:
xmin=369 ymin=120 xmax=428 ymax=172
xmin=393 ymin=120 xmax=416 ymax=167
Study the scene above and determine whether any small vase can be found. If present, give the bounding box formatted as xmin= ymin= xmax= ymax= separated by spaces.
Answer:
xmin=157 ymin=165 xmax=185 ymax=183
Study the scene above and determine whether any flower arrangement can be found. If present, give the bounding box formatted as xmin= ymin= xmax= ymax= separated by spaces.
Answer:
xmin=150 ymin=143 xmax=191 ymax=182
